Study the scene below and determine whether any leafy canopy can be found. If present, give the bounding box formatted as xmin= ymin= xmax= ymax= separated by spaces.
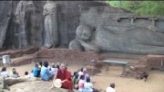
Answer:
xmin=107 ymin=1 xmax=164 ymax=16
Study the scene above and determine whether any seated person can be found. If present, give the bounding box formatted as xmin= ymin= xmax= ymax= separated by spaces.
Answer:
xmin=78 ymin=68 xmax=83 ymax=79
xmin=141 ymin=72 xmax=149 ymax=82
xmin=40 ymin=61 xmax=52 ymax=81
xmin=83 ymin=77 xmax=93 ymax=92
xmin=32 ymin=64 xmax=40 ymax=77
xmin=78 ymin=75 xmax=85 ymax=92
xmin=50 ymin=63 xmax=58 ymax=76
xmin=83 ymin=68 xmax=90 ymax=81
xmin=10 ymin=68 xmax=20 ymax=77
xmin=50 ymin=63 xmax=73 ymax=90
xmin=24 ymin=71 xmax=31 ymax=79
xmin=72 ymin=71 xmax=79 ymax=89
xmin=0 ymin=67 xmax=9 ymax=78
xmin=11 ymin=71 xmax=20 ymax=78
xmin=106 ymin=83 xmax=116 ymax=92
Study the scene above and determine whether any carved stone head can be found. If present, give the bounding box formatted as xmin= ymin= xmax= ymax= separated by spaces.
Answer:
xmin=76 ymin=25 xmax=92 ymax=41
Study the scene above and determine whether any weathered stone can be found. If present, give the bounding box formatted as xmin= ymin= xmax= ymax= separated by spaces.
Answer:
xmin=43 ymin=1 xmax=58 ymax=48
xmin=10 ymin=55 xmax=33 ymax=66
xmin=1 ymin=1 xmax=164 ymax=56
xmin=34 ymin=48 xmax=100 ymax=65
xmin=0 ymin=1 xmax=12 ymax=48
xmin=69 ymin=24 xmax=164 ymax=54
xmin=0 ymin=47 xmax=38 ymax=58
xmin=145 ymin=55 xmax=164 ymax=70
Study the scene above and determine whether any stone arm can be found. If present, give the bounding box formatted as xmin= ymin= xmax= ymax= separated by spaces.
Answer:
xmin=79 ymin=40 xmax=100 ymax=52
xmin=69 ymin=39 xmax=84 ymax=51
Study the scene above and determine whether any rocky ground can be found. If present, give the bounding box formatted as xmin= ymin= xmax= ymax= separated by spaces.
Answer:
xmin=0 ymin=64 xmax=163 ymax=92
xmin=0 ymin=48 xmax=164 ymax=92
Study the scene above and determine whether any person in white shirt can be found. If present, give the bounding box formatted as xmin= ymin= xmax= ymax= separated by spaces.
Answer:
xmin=0 ymin=67 xmax=9 ymax=78
xmin=106 ymin=83 xmax=116 ymax=92
xmin=83 ymin=77 xmax=93 ymax=92
xmin=24 ymin=71 xmax=31 ymax=79
xmin=78 ymin=68 xmax=83 ymax=79
xmin=50 ymin=64 xmax=58 ymax=76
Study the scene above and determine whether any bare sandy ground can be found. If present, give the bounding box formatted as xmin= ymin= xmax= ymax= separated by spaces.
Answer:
xmin=1 ymin=63 xmax=164 ymax=92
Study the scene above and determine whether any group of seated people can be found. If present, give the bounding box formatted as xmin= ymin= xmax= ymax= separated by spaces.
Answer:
xmin=0 ymin=67 xmax=20 ymax=78
xmin=72 ymin=68 xmax=94 ymax=92
xmin=0 ymin=61 xmax=59 ymax=80
xmin=0 ymin=61 xmax=116 ymax=92
xmin=32 ymin=61 xmax=59 ymax=81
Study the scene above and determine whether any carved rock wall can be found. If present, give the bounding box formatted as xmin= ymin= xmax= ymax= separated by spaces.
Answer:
xmin=1 ymin=1 xmax=164 ymax=50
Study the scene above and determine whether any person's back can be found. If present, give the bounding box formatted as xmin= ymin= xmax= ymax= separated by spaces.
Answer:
xmin=78 ymin=75 xmax=85 ymax=92
xmin=106 ymin=83 xmax=116 ymax=92
xmin=33 ymin=67 xmax=39 ymax=77
xmin=0 ymin=67 xmax=9 ymax=78
xmin=50 ymin=64 xmax=58 ymax=76
xmin=106 ymin=87 xmax=115 ymax=92
xmin=24 ymin=71 xmax=31 ymax=79
xmin=41 ymin=66 xmax=50 ymax=81
xmin=32 ymin=64 xmax=40 ymax=77
xmin=40 ymin=61 xmax=52 ymax=81
xmin=11 ymin=71 xmax=19 ymax=78
xmin=84 ymin=78 xmax=93 ymax=92
xmin=0 ymin=71 xmax=9 ymax=78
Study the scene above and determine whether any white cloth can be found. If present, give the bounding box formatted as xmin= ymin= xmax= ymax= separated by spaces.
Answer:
xmin=50 ymin=67 xmax=58 ymax=75
xmin=24 ymin=75 xmax=31 ymax=79
xmin=0 ymin=71 xmax=9 ymax=78
xmin=106 ymin=87 xmax=116 ymax=92
xmin=78 ymin=71 xmax=83 ymax=79
xmin=83 ymin=82 xmax=93 ymax=92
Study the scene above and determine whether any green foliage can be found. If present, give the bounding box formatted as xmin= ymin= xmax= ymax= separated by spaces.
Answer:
xmin=106 ymin=1 xmax=164 ymax=16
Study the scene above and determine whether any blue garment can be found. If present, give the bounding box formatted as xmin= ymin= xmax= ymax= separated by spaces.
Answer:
xmin=32 ymin=67 xmax=39 ymax=77
xmin=40 ymin=66 xmax=52 ymax=81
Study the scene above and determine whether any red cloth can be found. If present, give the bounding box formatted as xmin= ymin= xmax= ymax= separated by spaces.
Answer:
xmin=56 ymin=69 xmax=73 ymax=90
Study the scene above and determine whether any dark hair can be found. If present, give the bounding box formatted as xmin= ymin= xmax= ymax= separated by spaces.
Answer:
xmin=73 ymin=72 xmax=77 ymax=76
xmin=52 ymin=64 xmax=56 ymax=68
xmin=1 ymin=67 xmax=6 ymax=72
xmin=80 ymin=68 xmax=83 ymax=72
xmin=86 ymin=77 xmax=91 ymax=82
xmin=80 ymin=75 xmax=84 ymax=80
xmin=43 ymin=61 xmax=49 ymax=67
xmin=39 ymin=61 xmax=42 ymax=66
xmin=110 ymin=83 xmax=115 ymax=88
xmin=57 ymin=65 xmax=60 ymax=69
xmin=12 ymin=68 xmax=16 ymax=71
xmin=35 ymin=63 xmax=39 ymax=67
xmin=25 ymin=71 xmax=29 ymax=75
xmin=13 ymin=71 xmax=17 ymax=74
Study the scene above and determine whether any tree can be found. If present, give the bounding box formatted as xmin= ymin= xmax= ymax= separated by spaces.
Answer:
xmin=107 ymin=1 xmax=164 ymax=16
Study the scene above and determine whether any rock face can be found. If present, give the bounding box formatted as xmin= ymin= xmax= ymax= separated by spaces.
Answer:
xmin=34 ymin=48 xmax=100 ymax=65
xmin=0 ymin=1 xmax=12 ymax=48
xmin=1 ymin=1 xmax=164 ymax=55
xmin=0 ymin=1 xmax=108 ymax=49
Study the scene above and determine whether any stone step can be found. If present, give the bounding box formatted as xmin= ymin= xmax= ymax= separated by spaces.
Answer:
xmin=10 ymin=55 xmax=34 ymax=66
xmin=0 ymin=47 xmax=38 ymax=58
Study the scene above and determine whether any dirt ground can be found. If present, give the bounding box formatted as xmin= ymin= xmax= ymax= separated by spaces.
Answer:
xmin=1 ymin=63 xmax=164 ymax=92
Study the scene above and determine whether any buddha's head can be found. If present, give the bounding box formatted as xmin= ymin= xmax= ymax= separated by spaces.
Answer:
xmin=76 ymin=25 xmax=92 ymax=41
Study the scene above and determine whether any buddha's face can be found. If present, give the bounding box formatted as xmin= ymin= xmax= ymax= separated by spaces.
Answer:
xmin=76 ymin=25 xmax=92 ymax=41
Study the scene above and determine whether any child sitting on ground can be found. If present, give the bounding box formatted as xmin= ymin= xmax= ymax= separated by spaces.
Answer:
xmin=24 ymin=71 xmax=31 ymax=79
xmin=10 ymin=68 xmax=20 ymax=78
xmin=78 ymin=75 xmax=85 ymax=92
xmin=11 ymin=71 xmax=20 ymax=78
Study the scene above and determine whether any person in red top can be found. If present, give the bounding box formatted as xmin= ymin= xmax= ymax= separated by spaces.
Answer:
xmin=50 ymin=63 xmax=73 ymax=90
